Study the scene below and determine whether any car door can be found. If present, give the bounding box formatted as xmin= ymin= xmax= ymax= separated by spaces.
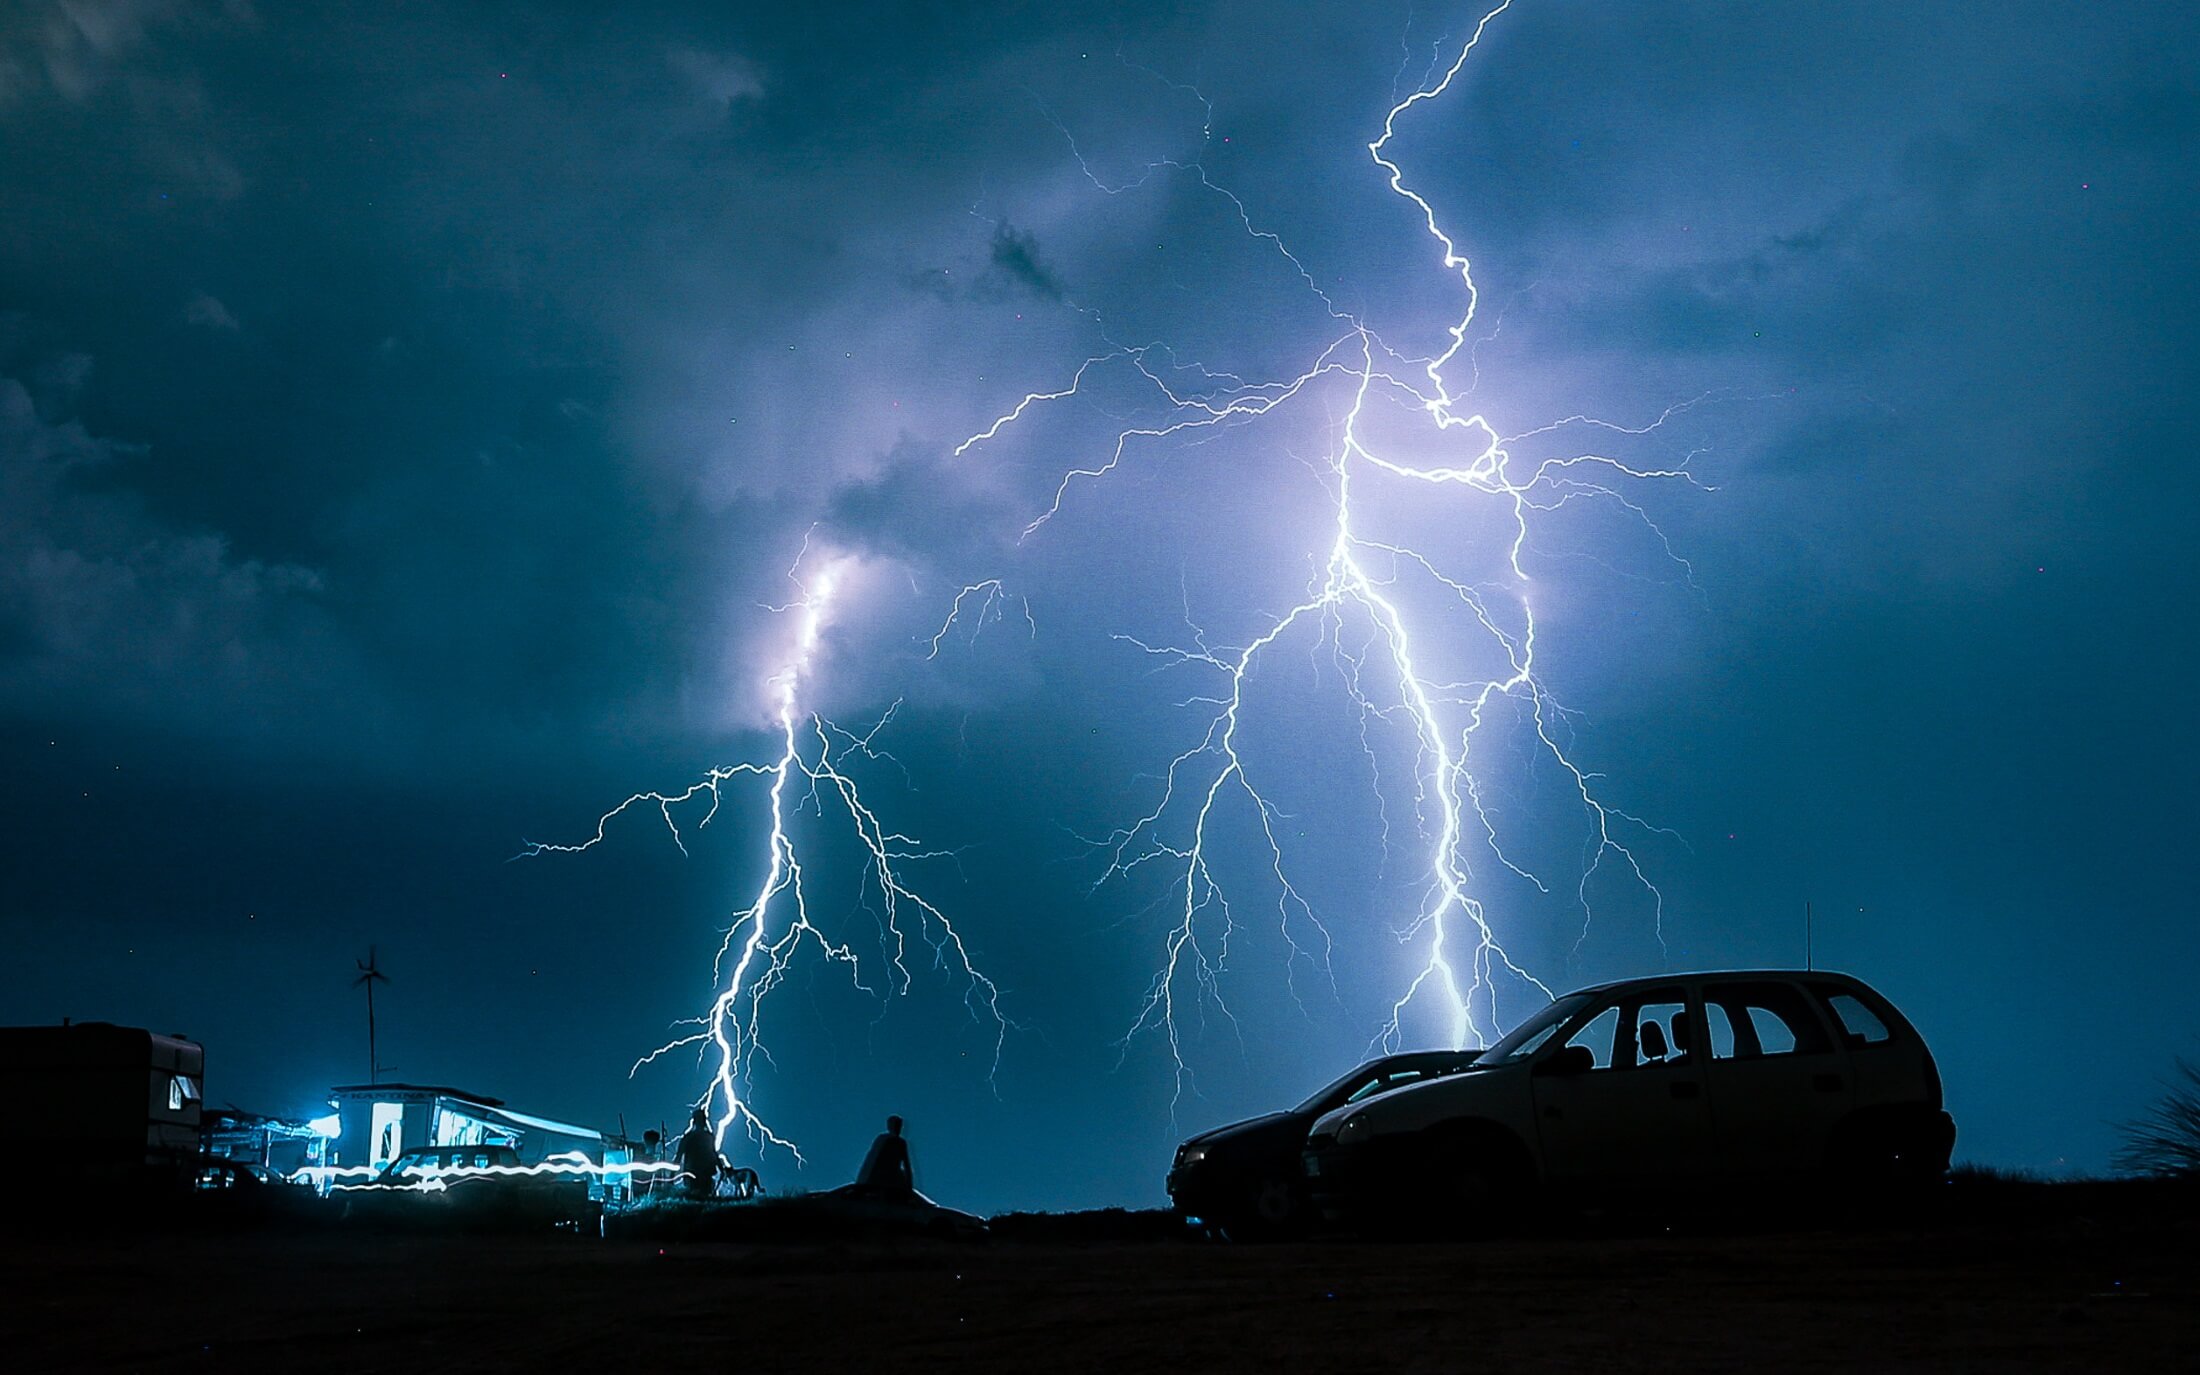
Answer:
xmin=1699 ymin=977 xmax=1854 ymax=1177
xmin=1531 ymin=983 xmax=1713 ymax=1189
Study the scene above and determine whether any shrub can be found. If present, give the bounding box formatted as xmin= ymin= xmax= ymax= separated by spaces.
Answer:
xmin=2114 ymin=1057 xmax=2200 ymax=1179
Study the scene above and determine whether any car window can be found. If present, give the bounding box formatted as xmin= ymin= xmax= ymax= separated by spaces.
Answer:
xmin=1342 ymin=1074 xmax=1387 ymax=1104
xmin=1562 ymin=1006 xmax=1622 ymax=1069
xmin=1750 ymin=1007 xmax=1799 ymax=1053
xmin=1344 ymin=1068 xmax=1429 ymax=1104
xmin=1812 ymin=988 xmax=1893 ymax=1047
xmin=1704 ymin=981 xmax=1833 ymax=1058
xmin=1703 ymin=1002 xmax=1736 ymax=1058
xmin=1481 ymin=994 xmax=1593 ymax=1063
xmin=1501 ymin=1022 xmax=1562 ymax=1062
xmin=1538 ymin=987 xmax=1695 ymax=1070
xmin=1634 ymin=997 xmax=1689 ymax=1066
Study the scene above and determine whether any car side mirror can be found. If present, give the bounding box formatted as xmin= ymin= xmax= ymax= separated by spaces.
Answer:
xmin=1536 ymin=1044 xmax=1595 ymax=1077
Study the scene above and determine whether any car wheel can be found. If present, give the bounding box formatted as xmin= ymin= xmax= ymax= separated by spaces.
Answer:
xmin=1424 ymin=1155 xmax=1506 ymax=1238
xmin=1426 ymin=1131 xmax=1528 ymax=1238
xmin=1250 ymin=1174 xmax=1299 ymax=1228
xmin=1830 ymin=1111 xmax=1950 ymax=1216
xmin=1213 ymin=1175 xmax=1302 ymax=1243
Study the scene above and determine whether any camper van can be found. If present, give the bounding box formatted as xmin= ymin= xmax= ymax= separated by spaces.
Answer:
xmin=0 ymin=1021 xmax=205 ymax=1193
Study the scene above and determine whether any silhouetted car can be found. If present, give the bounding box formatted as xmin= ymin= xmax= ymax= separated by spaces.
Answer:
xmin=1303 ymin=971 xmax=1955 ymax=1232
xmin=194 ymin=1158 xmax=284 ymax=1190
xmin=341 ymin=1144 xmax=596 ymax=1231
xmin=187 ymin=1157 xmax=332 ymax=1227
xmin=1169 ymin=1050 xmax=1481 ymax=1238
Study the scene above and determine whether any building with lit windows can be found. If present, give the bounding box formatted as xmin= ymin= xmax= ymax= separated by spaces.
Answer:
xmin=323 ymin=1082 xmax=603 ymax=1173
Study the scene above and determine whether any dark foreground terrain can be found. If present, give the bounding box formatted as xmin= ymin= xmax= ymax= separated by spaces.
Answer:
xmin=5 ymin=1182 xmax=2193 ymax=1373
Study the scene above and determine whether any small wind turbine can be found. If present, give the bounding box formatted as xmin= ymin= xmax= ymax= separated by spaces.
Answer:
xmin=353 ymin=947 xmax=393 ymax=1084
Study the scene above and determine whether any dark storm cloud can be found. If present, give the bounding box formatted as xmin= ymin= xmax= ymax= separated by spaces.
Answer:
xmin=986 ymin=222 xmax=1068 ymax=301
xmin=0 ymin=0 xmax=179 ymax=105
xmin=2 ymin=1 xmax=2195 ymax=1208
xmin=0 ymin=356 xmax=350 ymax=740
xmin=666 ymin=45 xmax=761 ymax=110
xmin=904 ymin=221 xmax=1067 ymax=305
xmin=182 ymin=291 xmax=239 ymax=331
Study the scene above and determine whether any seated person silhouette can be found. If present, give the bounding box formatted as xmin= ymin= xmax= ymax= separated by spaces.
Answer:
xmin=675 ymin=1107 xmax=722 ymax=1197
xmin=853 ymin=1114 xmax=916 ymax=1200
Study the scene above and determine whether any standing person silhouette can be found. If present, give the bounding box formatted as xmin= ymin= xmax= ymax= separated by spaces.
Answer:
xmin=854 ymin=1115 xmax=915 ymax=1199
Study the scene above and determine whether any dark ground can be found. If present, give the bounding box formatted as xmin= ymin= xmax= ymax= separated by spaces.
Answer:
xmin=6 ymin=1184 xmax=2194 ymax=1372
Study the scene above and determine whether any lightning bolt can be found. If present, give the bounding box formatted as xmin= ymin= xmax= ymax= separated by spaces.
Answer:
xmin=926 ymin=578 xmax=1036 ymax=660
xmin=956 ymin=1 xmax=1704 ymax=1101
xmin=521 ymin=542 xmax=1008 ymax=1161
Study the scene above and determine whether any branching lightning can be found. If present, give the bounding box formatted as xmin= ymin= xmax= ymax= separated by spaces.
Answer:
xmin=926 ymin=578 xmax=1036 ymax=660
xmin=955 ymin=1 xmax=1705 ymax=1099
xmin=521 ymin=544 xmax=1007 ymax=1161
xmin=518 ymin=0 xmax=1700 ymax=1149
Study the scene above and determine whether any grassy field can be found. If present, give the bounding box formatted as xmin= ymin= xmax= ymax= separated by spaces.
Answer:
xmin=5 ymin=1178 xmax=2192 ymax=1372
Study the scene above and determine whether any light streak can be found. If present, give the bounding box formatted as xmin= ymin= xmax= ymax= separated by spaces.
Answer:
xmin=295 ymin=1152 xmax=686 ymax=1191
xmin=521 ymin=544 xmax=1007 ymax=1161
xmin=956 ymin=2 xmax=1702 ymax=1099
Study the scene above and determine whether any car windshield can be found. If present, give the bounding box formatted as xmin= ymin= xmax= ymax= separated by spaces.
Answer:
xmin=1297 ymin=1065 xmax=1380 ymax=1113
xmin=1476 ymin=994 xmax=1594 ymax=1064
xmin=1294 ymin=1055 xmax=1478 ymax=1112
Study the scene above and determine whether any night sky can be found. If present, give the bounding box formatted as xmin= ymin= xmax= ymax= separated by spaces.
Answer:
xmin=4 ymin=1 xmax=2196 ymax=1214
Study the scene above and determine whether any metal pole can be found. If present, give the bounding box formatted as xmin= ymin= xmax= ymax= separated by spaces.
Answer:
xmin=355 ymin=949 xmax=390 ymax=1084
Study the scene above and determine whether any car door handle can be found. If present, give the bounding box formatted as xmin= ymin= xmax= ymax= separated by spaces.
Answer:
xmin=1813 ymin=1074 xmax=1845 ymax=1093
xmin=1669 ymin=1081 xmax=1700 ymax=1099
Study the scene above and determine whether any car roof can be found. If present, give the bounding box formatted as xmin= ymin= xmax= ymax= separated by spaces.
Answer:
xmin=1561 ymin=969 xmax=1875 ymax=999
xmin=1365 ymin=1049 xmax=1483 ymax=1071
